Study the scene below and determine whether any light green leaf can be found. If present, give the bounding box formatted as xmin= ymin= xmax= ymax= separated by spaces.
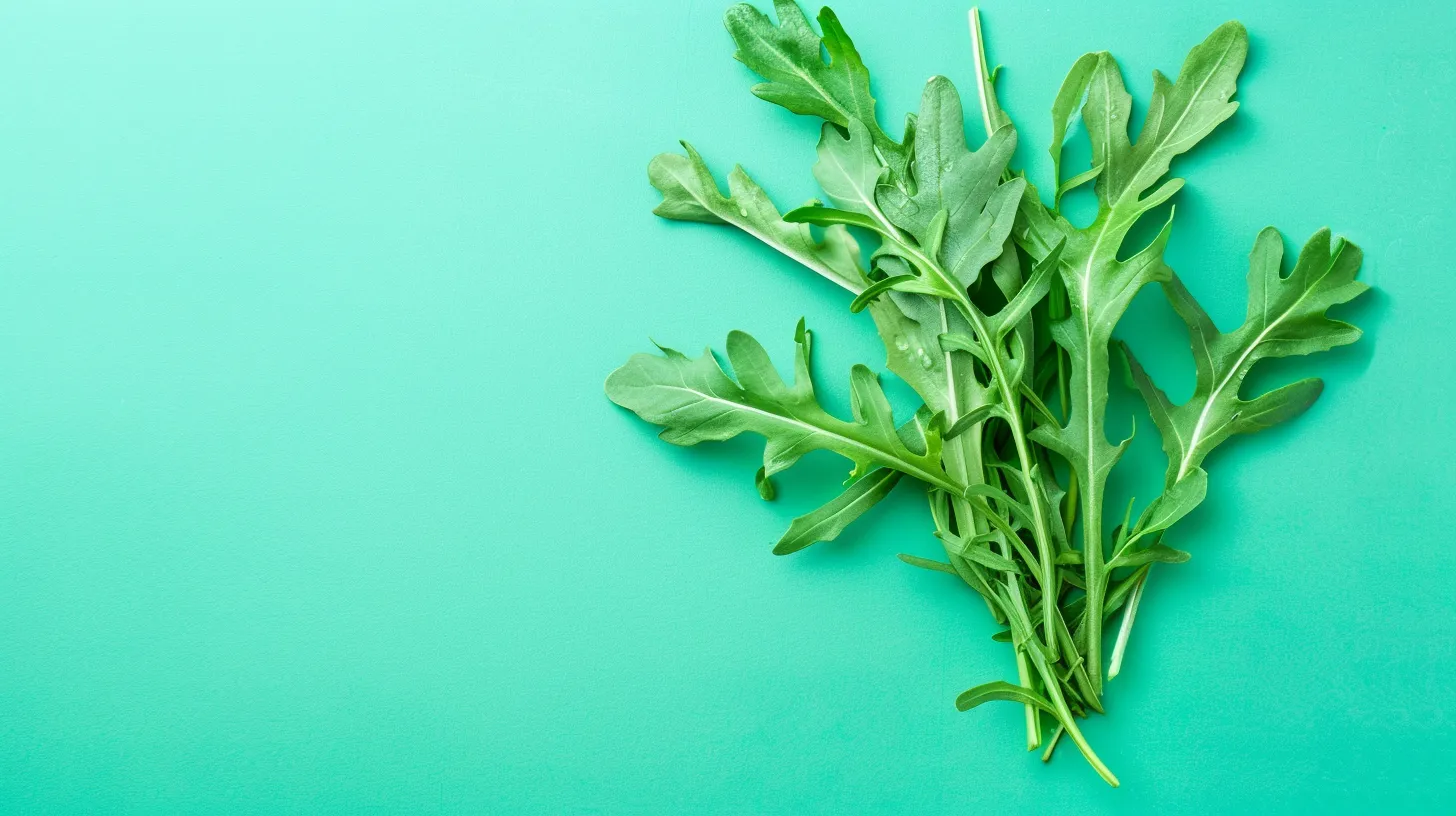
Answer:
xmin=875 ymin=76 xmax=1025 ymax=288
xmin=1123 ymin=228 xmax=1368 ymax=484
xmin=1048 ymin=51 xmax=1099 ymax=205
xmin=1134 ymin=467 xmax=1207 ymax=537
xmin=812 ymin=118 xmax=888 ymax=219
xmin=774 ymin=468 xmax=904 ymax=554
xmin=649 ymin=143 xmax=864 ymax=293
xmin=605 ymin=323 xmax=957 ymax=492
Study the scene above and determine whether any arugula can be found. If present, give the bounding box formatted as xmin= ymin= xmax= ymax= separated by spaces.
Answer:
xmin=607 ymin=1 xmax=1371 ymax=787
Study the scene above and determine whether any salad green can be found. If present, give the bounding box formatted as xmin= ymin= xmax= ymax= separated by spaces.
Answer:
xmin=606 ymin=1 xmax=1369 ymax=785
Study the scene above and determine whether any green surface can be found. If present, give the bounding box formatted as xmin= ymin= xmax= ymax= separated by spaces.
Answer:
xmin=0 ymin=0 xmax=1450 ymax=812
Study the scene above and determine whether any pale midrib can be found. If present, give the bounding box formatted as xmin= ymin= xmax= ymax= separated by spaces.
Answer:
xmin=1124 ymin=36 xmax=1237 ymax=198
xmin=672 ymin=167 xmax=863 ymax=295
xmin=654 ymin=383 xmax=958 ymax=492
xmin=1074 ymin=43 xmax=1239 ymax=488
xmin=758 ymin=38 xmax=854 ymax=126
xmin=1175 ymin=271 xmax=1324 ymax=479
xmin=736 ymin=218 xmax=862 ymax=294
xmin=968 ymin=10 xmax=995 ymax=139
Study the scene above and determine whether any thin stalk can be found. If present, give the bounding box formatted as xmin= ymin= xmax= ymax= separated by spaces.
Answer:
xmin=1108 ymin=566 xmax=1148 ymax=679
xmin=1027 ymin=648 xmax=1117 ymax=785
xmin=928 ymin=492 xmax=1040 ymax=745
xmin=1015 ymin=647 xmax=1040 ymax=750
xmin=1008 ymin=597 xmax=1118 ymax=786
xmin=1041 ymin=724 xmax=1064 ymax=762
xmin=960 ymin=305 xmax=1062 ymax=659
xmin=1082 ymin=500 xmax=1108 ymax=693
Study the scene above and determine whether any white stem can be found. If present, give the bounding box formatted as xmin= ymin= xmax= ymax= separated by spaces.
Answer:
xmin=968 ymin=9 xmax=995 ymax=138
xmin=1108 ymin=570 xmax=1147 ymax=679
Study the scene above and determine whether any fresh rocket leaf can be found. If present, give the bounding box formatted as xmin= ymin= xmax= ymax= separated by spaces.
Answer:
xmin=1124 ymin=228 xmax=1368 ymax=484
xmin=649 ymin=142 xmax=865 ymax=293
xmin=876 ymin=77 xmax=1025 ymax=287
xmin=725 ymin=0 xmax=908 ymax=174
xmin=1047 ymin=52 xmax=1099 ymax=206
xmin=1109 ymin=543 xmax=1191 ymax=569
xmin=812 ymin=118 xmax=889 ymax=220
xmin=617 ymin=3 xmax=1371 ymax=789
xmin=849 ymin=274 xmax=918 ymax=313
xmin=897 ymin=552 xmax=958 ymax=575
xmin=605 ymin=322 xmax=956 ymax=491
xmin=774 ymin=468 xmax=903 ymax=554
xmin=1133 ymin=468 xmax=1207 ymax=538
xmin=956 ymin=680 xmax=1057 ymax=716
xmin=944 ymin=403 xmax=1006 ymax=441
xmin=1016 ymin=23 xmax=1249 ymax=691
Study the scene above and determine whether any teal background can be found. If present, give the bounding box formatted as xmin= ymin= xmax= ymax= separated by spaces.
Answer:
xmin=0 ymin=0 xmax=1450 ymax=812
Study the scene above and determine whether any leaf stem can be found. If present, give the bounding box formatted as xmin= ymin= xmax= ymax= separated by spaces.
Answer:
xmin=968 ymin=9 xmax=996 ymax=139
xmin=959 ymin=303 xmax=1062 ymax=659
xmin=1015 ymin=647 xmax=1042 ymax=750
xmin=1108 ymin=565 xmax=1148 ymax=679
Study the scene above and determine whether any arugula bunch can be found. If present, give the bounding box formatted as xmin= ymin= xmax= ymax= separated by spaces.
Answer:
xmin=607 ymin=1 xmax=1368 ymax=786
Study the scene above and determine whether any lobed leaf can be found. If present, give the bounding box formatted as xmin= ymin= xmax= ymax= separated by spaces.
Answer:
xmin=1123 ymin=228 xmax=1368 ymax=484
xmin=606 ymin=322 xmax=956 ymax=492
xmin=649 ymin=142 xmax=865 ymax=293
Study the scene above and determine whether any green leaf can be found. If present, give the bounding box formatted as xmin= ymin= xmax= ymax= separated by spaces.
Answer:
xmin=1014 ymin=22 xmax=1248 ymax=692
xmin=875 ymin=77 xmax=1025 ymax=288
xmin=649 ymin=143 xmax=865 ymax=292
xmin=605 ymin=323 xmax=957 ymax=492
xmin=755 ymin=466 xmax=777 ymax=501
xmin=956 ymin=680 xmax=1058 ymax=716
xmin=897 ymin=552 xmax=957 ymax=575
xmin=1047 ymin=52 xmax=1099 ymax=206
xmin=1134 ymin=467 xmax=1207 ymax=537
xmin=812 ymin=118 xmax=889 ymax=219
xmin=774 ymin=468 xmax=904 ymax=554
xmin=943 ymin=403 xmax=1006 ymax=441
xmin=989 ymin=238 xmax=1065 ymax=339
xmin=936 ymin=531 xmax=1021 ymax=573
xmin=1089 ymin=23 xmax=1246 ymax=211
xmin=849 ymin=274 xmax=918 ymax=313
xmin=1123 ymin=228 xmax=1368 ymax=483
xmin=1110 ymin=543 xmax=1191 ymax=569
xmin=782 ymin=203 xmax=884 ymax=234
xmin=724 ymin=1 xmax=906 ymax=174
xmin=1055 ymin=163 xmax=1103 ymax=204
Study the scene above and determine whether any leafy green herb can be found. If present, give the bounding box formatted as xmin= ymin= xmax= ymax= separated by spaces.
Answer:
xmin=607 ymin=2 xmax=1371 ymax=786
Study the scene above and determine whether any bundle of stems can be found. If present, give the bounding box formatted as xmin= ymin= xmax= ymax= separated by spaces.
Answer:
xmin=607 ymin=1 xmax=1369 ymax=786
